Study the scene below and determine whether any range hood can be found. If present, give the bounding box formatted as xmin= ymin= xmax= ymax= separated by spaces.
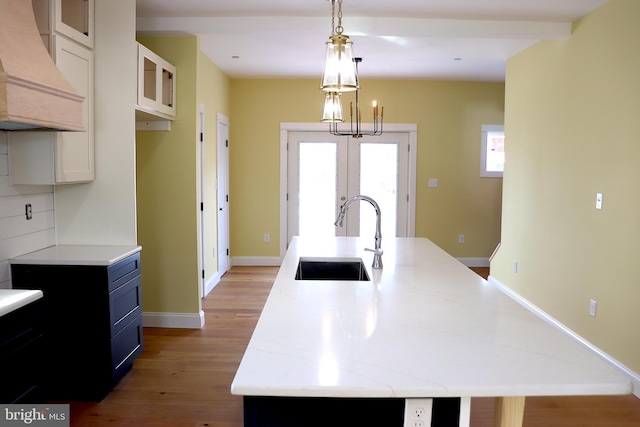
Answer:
xmin=0 ymin=0 xmax=84 ymax=131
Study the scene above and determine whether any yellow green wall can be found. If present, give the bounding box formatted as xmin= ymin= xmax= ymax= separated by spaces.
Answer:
xmin=492 ymin=0 xmax=640 ymax=374
xmin=136 ymin=35 xmax=230 ymax=316
xmin=198 ymin=49 xmax=231 ymax=287
xmin=230 ymin=79 xmax=505 ymax=259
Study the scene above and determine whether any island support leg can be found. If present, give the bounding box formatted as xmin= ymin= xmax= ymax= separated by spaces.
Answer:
xmin=494 ymin=396 xmax=525 ymax=427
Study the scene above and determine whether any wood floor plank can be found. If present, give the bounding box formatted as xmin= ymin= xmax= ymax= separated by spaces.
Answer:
xmin=66 ymin=266 xmax=640 ymax=426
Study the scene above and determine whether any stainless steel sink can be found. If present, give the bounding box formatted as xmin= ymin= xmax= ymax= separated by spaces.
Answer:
xmin=294 ymin=257 xmax=371 ymax=281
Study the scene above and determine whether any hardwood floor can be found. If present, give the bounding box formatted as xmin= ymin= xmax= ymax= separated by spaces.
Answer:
xmin=67 ymin=266 xmax=640 ymax=426
xmin=69 ymin=267 xmax=276 ymax=427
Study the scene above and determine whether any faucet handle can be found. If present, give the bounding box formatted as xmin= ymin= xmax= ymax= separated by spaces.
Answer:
xmin=365 ymin=247 xmax=384 ymax=269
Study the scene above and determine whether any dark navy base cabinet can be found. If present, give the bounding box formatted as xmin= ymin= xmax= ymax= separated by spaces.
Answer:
xmin=11 ymin=252 xmax=143 ymax=401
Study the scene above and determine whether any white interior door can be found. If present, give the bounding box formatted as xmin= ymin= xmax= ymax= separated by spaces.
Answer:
xmin=217 ymin=114 xmax=230 ymax=277
xmin=287 ymin=131 xmax=411 ymax=245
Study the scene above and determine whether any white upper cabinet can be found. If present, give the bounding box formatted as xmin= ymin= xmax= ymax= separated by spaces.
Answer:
xmin=9 ymin=35 xmax=94 ymax=185
xmin=8 ymin=0 xmax=94 ymax=185
xmin=57 ymin=0 xmax=94 ymax=48
xmin=33 ymin=0 xmax=94 ymax=49
xmin=136 ymin=43 xmax=177 ymax=122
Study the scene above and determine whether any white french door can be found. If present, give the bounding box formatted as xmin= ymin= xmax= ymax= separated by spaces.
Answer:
xmin=287 ymin=132 xmax=347 ymax=240
xmin=287 ymin=131 xmax=412 ymax=245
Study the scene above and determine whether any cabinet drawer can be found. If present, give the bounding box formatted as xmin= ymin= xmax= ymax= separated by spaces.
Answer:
xmin=109 ymin=276 xmax=142 ymax=337
xmin=107 ymin=252 xmax=141 ymax=292
xmin=0 ymin=300 xmax=44 ymax=404
xmin=0 ymin=299 xmax=42 ymax=353
xmin=111 ymin=315 xmax=143 ymax=382
xmin=0 ymin=335 xmax=43 ymax=403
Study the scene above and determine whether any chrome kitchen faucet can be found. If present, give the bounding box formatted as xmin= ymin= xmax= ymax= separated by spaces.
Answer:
xmin=334 ymin=195 xmax=383 ymax=269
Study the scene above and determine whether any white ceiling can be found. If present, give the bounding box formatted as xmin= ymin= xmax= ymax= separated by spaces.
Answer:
xmin=136 ymin=0 xmax=610 ymax=82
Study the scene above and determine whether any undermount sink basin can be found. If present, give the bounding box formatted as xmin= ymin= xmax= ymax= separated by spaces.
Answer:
xmin=295 ymin=257 xmax=370 ymax=281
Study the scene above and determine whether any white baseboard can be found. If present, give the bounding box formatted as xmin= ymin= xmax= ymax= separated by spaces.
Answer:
xmin=143 ymin=310 xmax=205 ymax=329
xmin=204 ymin=272 xmax=221 ymax=298
xmin=457 ymin=257 xmax=490 ymax=268
xmin=488 ymin=275 xmax=640 ymax=398
xmin=232 ymin=256 xmax=282 ymax=266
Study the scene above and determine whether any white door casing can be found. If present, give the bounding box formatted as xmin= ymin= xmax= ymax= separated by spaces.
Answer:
xmin=281 ymin=123 xmax=417 ymax=259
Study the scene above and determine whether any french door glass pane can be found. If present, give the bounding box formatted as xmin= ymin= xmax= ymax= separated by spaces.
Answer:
xmin=298 ymin=142 xmax=337 ymax=238
xmin=359 ymin=143 xmax=398 ymax=238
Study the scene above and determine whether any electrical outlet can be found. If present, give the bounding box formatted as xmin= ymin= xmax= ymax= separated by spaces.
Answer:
xmin=428 ymin=178 xmax=438 ymax=188
xmin=458 ymin=234 xmax=465 ymax=244
xmin=404 ymin=398 xmax=432 ymax=427
xmin=263 ymin=233 xmax=270 ymax=243
xmin=590 ymin=299 xmax=597 ymax=317
xmin=596 ymin=193 xmax=603 ymax=210
xmin=513 ymin=260 xmax=518 ymax=273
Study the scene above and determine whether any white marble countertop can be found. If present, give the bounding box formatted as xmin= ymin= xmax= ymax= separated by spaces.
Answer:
xmin=231 ymin=236 xmax=632 ymax=399
xmin=10 ymin=245 xmax=142 ymax=266
xmin=0 ymin=289 xmax=43 ymax=317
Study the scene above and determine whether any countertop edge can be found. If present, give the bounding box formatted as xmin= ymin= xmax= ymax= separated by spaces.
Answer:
xmin=9 ymin=245 xmax=142 ymax=266
xmin=230 ymin=380 xmax=633 ymax=399
xmin=0 ymin=289 xmax=43 ymax=318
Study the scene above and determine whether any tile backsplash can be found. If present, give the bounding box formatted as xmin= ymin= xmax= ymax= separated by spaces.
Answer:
xmin=0 ymin=132 xmax=55 ymax=288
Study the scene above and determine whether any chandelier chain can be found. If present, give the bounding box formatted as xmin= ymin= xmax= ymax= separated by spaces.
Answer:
xmin=336 ymin=0 xmax=343 ymax=35
xmin=330 ymin=0 xmax=344 ymax=36
xmin=330 ymin=0 xmax=336 ymax=35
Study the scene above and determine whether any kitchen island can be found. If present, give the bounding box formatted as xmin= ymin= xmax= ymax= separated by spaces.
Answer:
xmin=231 ymin=237 xmax=632 ymax=426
